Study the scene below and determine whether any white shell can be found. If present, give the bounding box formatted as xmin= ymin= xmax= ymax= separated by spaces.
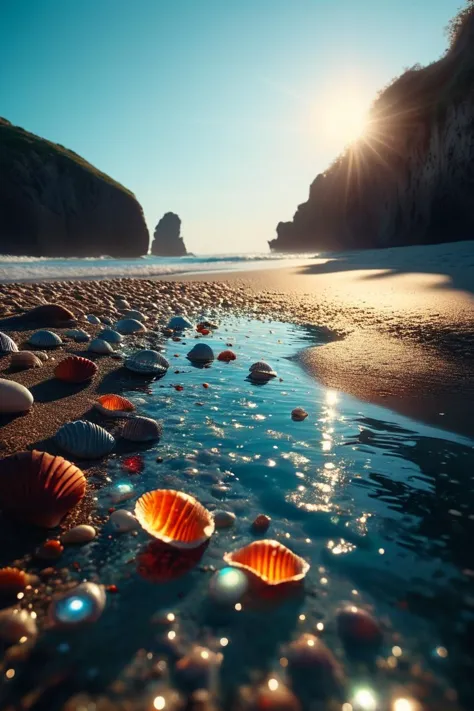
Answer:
xmin=10 ymin=351 xmax=43 ymax=370
xmin=0 ymin=378 xmax=34 ymax=413
xmin=55 ymin=420 xmax=115 ymax=459
xmin=86 ymin=314 xmax=101 ymax=324
xmin=115 ymin=318 xmax=147 ymax=334
xmin=121 ymin=416 xmax=163 ymax=442
xmin=187 ymin=344 xmax=215 ymax=363
xmin=107 ymin=509 xmax=140 ymax=533
xmin=97 ymin=328 xmax=123 ymax=344
xmin=0 ymin=608 xmax=38 ymax=644
xmin=213 ymin=510 xmax=236 ymax=529
xmin=167 ymin=316 xmax=193 ymax=330
xmin=48 ymin=582 xmax=106 ymax=627
xmin=88 ymin=338 xmax=114 ymax=355
xmin=122 ymin=309 xmax=147 ymax=322
xmin=125 ymin=349 xmax=169 ymax=375
xmin=28 ymin=330 xmax=62 ymax=348
xmin=65 ymin=328 xmax=90 ymax=342
xmin=61 ymin=525 xmax=97 ymax=544
xmin=0 ymin=331 xmax=18 ymax=353
xmin=115 ymin=297 xmax=130 ymax=309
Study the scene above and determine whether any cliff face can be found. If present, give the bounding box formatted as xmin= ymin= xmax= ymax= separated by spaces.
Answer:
xmin=270 ymin=6 xmax=474 ymax=252
xmin=0 ymin=119 xmax=149 ymax=257
xmin=151 ymin=212 xmax=187 ymax=257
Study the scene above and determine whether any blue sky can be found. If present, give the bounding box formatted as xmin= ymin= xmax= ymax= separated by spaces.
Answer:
xmin=0 ymin=0 xmax=462 ymax=253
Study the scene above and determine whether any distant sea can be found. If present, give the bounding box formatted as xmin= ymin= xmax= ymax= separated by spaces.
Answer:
xmin=0 ymin=253 xmax=317 ymax=282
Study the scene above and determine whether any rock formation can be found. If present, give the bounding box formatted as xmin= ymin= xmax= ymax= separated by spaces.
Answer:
xmin=0 ymin=118 xmax=149 ymax=257
xmin=151 ymin=212 xmax=187 ymax=257
xmin=270 ymin=4 xmax=474 ymax=252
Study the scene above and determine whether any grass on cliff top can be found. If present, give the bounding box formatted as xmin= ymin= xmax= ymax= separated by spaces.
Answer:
xmin=0 ymin=117 xmax=134 ymax=197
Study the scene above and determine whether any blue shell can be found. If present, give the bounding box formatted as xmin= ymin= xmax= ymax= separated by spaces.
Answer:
xmin=65 ymin=329 xmax=90 ymax=342
xmin=88 ymin=338 xmax=114 ymax=354
xmin=97 ymin=328 xmax=123 ymax=344
xmin=55 ymin=420 xmax=115 ymax=459
xmin=0 ymin=331 xmax=18 ymax=353
xmin=167 ymin=316 xmax=193 ymax=331
xmin=115 ymin=318 xmax=147 ymax=335
xmin=187 ymin=343 xmax=215 ymax=362
xmin=28 ymin=330 xmax=62 ymax=348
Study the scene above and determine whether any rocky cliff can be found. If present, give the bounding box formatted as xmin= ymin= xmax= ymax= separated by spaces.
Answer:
xmin=0 ymin=118 xmax=149 ymax=257
xmin=151 ymin=212 xmax=187 ymax=257
xmin=270 ymin=4 xmax=474 ymax=252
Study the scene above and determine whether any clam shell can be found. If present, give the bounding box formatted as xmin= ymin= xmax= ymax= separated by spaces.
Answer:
xmin=115 ymin=318 xmax=147 ymax=334
xmin=0 ymin=608 xmax=37 ymax=643
xmin=65 ymin=328 xmax=90 ymax=342
xmin=10 ymin=351 xmax=43 ymax=371
xmin=31 ymin=351 xmax=49 ymax=361
xmin=95 ymin=393 xmax=135 ymax=417
xmin=24 ymin=303 xmax=75 ymax=325
xmin=249 ymin=361 xmax=274 ymax=373
xmin=86 ymin=314 xmax=101 ymax=324
xmin=107 ymin=509 xmax=140 ymax=533
xmin=135 ymin=489 xmax=215 ymax=549
xmin=54 ymin=355 xmax=98 ymax=383
xmin=115 ymin=298 xmax=130 ymax=309
xmin=217 ymin=350 xmax=236 ymax=362
xmin=48 ymin=582 xmax=106 ymax=627
xmin=0 ymin=331 xmax=18 ymax=353
xmin=0 ymin=568 xmax=28 ymax=595
xmin=61 ymin=524 xmax=96 ymax=544
xmin=291 ymin=407 xmax=308 ymax=421
xmin=223 ymin=540 xmax=310 ymax=586
xmin=88 ymin=338 xmax=114 ymax=355
xmin=125 ymin=349 xmax=169 ymax=375
xmin=168 ymin=316 xmax=193 ymax=331
xmin=122 ymin=416 xmax=163 ymax=442
xmin=122 ymin=309 xmax=147 ymax=322
xmin=0 ymin=450 xmax=86 ymax=527
xmin=187 ymin=344 xmax=215 ymax=363
xmin=28 ymin=330 xmax=62 ymax=348
xmin=249 ymin=368 xmax=277 ymax=382
xmin=97 ymin=328 xmax=123 ymax=344
xmin=55 ymin=420 xmax=115 ymax=459
xmin=0 ymin=378 xmax=34 ymax=413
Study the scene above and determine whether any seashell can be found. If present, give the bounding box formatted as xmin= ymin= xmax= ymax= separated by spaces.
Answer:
xmin=252 ymin=513 xmax=271 ymax=533
xmin=168 ymin=316 xmax=193 ymax=331
xmin=209 ymin=567 xmax=248 ymax=605
xmin=291 ymin=407 xmax=308 ymax=421
xmin=97 ymin=328 xmax=123 ymax=344
xmin=0 ymin=568 xmax=28 ymax=595
xmin=0 ymin=379 xmax=34 ymax=413
xmin=175 ymin=645 xmax=222 ymax=692
xmin=48 ymin=582 xmax=106 ymax=627
xmin=86 ymin=314 xmax=101 ymax=324
xmin=88 ymin=338 xmax=114 ymax=355
xmin=65 ymin=328 xmax=90 ymax=342
xmin=23 ymin=303 xmax=75 ymax=325
xmin=187 ymin=344 xmax=214 ymax=363
xmin=0 ymin=450 xmax=86 ymax=527
xmin=55 ymin=420 xmax=115 ymax=459
xmin=95 ymin=393 xmax=135 ymax=417
xmin=61 ymin=524 xmax=96 ymax=545
xmin=31 ymin=350 xmax=48 ymax=361
xmin=115 ymin=318 xmax=147 ymax=334
xmin=223 ymin=540 xmax=310 ymax=586
xmin=249 ymin=368 xmax=277 ymax=382
xmin=107 ymin=509 xmax=140 ymax=533
xmin=217 ymin=350 xmax=236 ymax=362
xmin=249 ymin=361 xmax=274 ymax=373
xmin=125 ymin=349 xmax=169 ymax=375
xmin=115 ymin=297 xmax=130 ymax=309
xmin=122 ymin=309 xmax=147 ymax=322
xmin=286 ymin=634 xmax=345 ymax=700
xmin=54 ymin=355 xmax=98 ymax=383
xmin=121 ymin=416 xmax=163 ymax=442
xmin=135 ymin=489 xmax=215 ymax=548
xmin=336 ymin=606 xmax=382 ymax=648
xmin=0 ymin=331 xmax=18 ymax=353
xmin=10 ymin=351 xmax=42 ymax=370
xmin=28 ymin=329 xmax=62 ymax=348
xmin=213 ymin=510 xmax=236 ymax=529
xmin=0 ymin=608 xmax=37 ymax=644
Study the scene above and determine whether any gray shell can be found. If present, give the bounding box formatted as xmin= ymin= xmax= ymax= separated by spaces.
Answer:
xmin=10 ymin=351 xmax=43 ymax=370
xmin=125 ymin=349 xmax=169 ymax=375
xmin=55 ymin=420 xmax=115 ymax=459
xmin=249 ymin=361 xmax=274 ymax=373
xmin=86 ymin=314 xmax=101 ymax=324
xmin=167 ymin=315 xmax=193 ymax=331
xmin=88 ymin=338 xmax=114 ymax=355
xmin=97 ymin=328 xmax=123 ymax=344
xmin=122 ymin=309 xmax=147 ymax=322
xmin=65 ymin=329 xmax=90 ymax=342
xmin=187 ymin=343 xmax=215 ymax=362
xmin=0 ymin=331 xmax=18 ymax=353
xmin=115 ymin=318 xmax=147 ymax=334
xmin=28 ymin=330 xmax=62 ymax=348
xmin=121 ymin=416 xmax=163 ymax=442
xmin=249 ymin=368 xmax=277 ymax=381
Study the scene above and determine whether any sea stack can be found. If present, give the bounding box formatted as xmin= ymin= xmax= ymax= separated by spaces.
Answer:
xmin=151 ymin=212 xmax=188 ymax=257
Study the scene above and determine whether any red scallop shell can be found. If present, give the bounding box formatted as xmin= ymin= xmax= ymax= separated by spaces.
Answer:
xmin=96 ymin=394 xmax=135 ymax=416
xmin=0 ymin=450 xmax=86 ymax=528
xmin=54 ymin=355 xmax=98 ymax=383
xmin=217 ymin=350 xmax=236 ymax=362
xmin=0 ymin=567 xmax=28 ymax=595
xmin=223 ymin=540 xmax=310 ymax=586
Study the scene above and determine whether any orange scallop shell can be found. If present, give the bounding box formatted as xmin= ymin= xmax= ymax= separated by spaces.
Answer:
xmin=134 ymin=489 xmax=215 ymax=549
xmin=223 ymin=540 xmax=310 ymax=586
xmin=0 ymin=450 xmax=86 ymax=528
xmin=217 ymin=350 xmax=236 ymax=362
xmin=0 ymin=567 xmax=28 ymax=595
xmin=54 ymin=355 xmax=98 ymax=383
xmin=96 ymin=394 xmax=135 ymax=417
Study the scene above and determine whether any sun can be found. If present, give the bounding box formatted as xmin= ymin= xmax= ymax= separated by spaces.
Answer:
xmin=322 ymin=97 xmax=369 ymax=145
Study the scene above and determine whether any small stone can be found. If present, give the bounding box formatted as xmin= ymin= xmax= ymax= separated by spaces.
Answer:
xmin=35 ymin=540 xmax=64 ymax=561
xmin=61 ymin=525 xmax=96 ymax=545
xmin=213 ymin=510 xmax=236 ymax=529
xmin=107 ymin=509 xmax=140 ymax=534
xmin=291 ymin=407 xmax=308 ymax=421
xmin=252 ymin=514 xmax=271 ymax=533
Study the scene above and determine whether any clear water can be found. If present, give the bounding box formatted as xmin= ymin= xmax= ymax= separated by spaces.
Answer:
xmin=10 ymin=318 xmax=474 ymax=709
